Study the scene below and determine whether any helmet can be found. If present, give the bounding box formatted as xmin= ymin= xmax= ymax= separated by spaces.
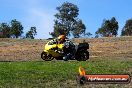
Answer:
xmin=57 ymin=35 xmax=65 ymax=41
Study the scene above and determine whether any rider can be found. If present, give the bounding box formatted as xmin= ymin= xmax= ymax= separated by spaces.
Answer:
xmin=50 ymin=35 xmax=75 ymax=61
xmin=58 ymin=35 xmax=76 ymax=61
xmin=57 ymin=35 xmax=66 ymax=44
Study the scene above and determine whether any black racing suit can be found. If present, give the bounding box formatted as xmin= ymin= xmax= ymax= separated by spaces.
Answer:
xmin=62 ymin=39 xmax=75 ymax=60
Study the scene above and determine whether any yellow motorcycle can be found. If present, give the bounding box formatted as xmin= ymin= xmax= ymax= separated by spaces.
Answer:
xmin=41 ymin=40 xmax=89 ymax=61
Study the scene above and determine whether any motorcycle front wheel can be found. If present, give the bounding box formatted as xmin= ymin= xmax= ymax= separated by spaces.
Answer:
xmin=41 ymin=51 xmax=54 ymax=61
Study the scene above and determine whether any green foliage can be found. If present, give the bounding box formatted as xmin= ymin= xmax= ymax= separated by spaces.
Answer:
xmin=26 ymin=27 xmax=37 ymax=39
xmin=84 ymin=32 xmax=92 ymax=38
xmin=72 ymin=19 xmax=86 ymax=38
xmin=121 ymin=18 xmax=132 ymax=36
xmin=10 ymin=19 xmax=23 ymax=38
xmin=0 ymin=19 xmax=37 ymax=39
xmin=0 ymin=23 xmax=11 ymax=38
xmin=96 ymin=17 xmax=118 ymax=37
xmin=50 ymin=2 xmax=86 ymax=38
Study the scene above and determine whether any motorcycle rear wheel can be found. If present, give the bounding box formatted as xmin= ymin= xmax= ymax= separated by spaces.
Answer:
xmin=41 ymin=51 xmax=54 ymax=61
xmin=76 ymin=51 xmax=89 ymax=61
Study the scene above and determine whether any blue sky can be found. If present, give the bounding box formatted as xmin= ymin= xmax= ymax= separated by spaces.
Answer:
xmin=0 ymin=0 xmax=132 ymax=39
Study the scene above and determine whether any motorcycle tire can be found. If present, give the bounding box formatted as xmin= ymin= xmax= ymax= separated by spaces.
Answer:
xmin=41 ymin=51 xmax=54 ymax=61
xmin=76 ymin=51 xmax=89 ymax=61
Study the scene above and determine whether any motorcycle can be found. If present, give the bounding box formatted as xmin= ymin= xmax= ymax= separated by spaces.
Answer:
xmin=41 ymin=40 xmax=89 ymax=61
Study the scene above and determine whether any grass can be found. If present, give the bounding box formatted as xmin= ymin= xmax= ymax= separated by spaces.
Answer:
xmin=0 ymin=57 xmax=131 ymax=88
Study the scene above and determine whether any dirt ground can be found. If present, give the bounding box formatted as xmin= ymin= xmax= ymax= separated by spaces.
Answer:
xmin=0 ymin=36 xmax=132 ymax=61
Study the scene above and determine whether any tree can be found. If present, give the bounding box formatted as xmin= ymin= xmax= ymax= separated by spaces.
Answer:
xmin=10 ymin=19 xmax=23 ymax=38
xmin=121 ymin=18 xmax=132 ymax=36
xmin=72 ymin=20 xmax=86 ymax=38
xmin=84 ymin=32 xmax=92 ymax=38
xmin=26 ymin=27 xmax=37 ymax=39
xmin=0 ymin=23 xmax=11 ymax=38
xmin=96 ymin=17 xmax=118 ymax=37
xmin=50 ymin=2 xmax=86 ymax=38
